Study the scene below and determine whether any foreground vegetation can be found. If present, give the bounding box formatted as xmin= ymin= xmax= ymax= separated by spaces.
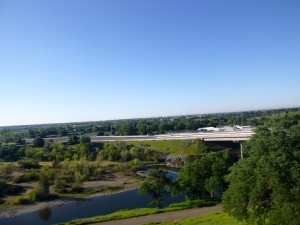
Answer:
xmin=223 ymin=111 xmax=300 ymax=225
xmin=57 ymin=199 xmax=220 ymax=225
xmin=143 ymin=212 xmax=249 ymax=225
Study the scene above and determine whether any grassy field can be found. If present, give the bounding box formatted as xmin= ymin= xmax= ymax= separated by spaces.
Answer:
xmin=57 ymin=199 xmax=220 ymax=225
xmin=124 ymin=139 xmax=206 ymax=155
xmin=143 ymin=212 xmax=249 ymax=225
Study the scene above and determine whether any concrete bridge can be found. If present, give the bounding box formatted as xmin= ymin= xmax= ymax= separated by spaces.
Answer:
xmin=26 ymin=131 xmax=254 ymax=143
xmin=90 ymin=131 xmax=252 ymax=159
xmin=90 ymin=131 xmax=254 ymax=142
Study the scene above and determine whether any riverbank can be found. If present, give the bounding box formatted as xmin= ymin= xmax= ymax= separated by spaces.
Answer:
xmin=57 ymin=199 xmax=221 ymax=225
xmin=0 ymin=187 xmax=139 ymax=218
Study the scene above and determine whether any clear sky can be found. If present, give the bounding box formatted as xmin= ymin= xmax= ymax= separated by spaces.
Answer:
xmin=0 ymin=0 xmax=300 ymax=126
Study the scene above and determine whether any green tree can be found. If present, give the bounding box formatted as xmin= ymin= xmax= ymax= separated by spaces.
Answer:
xmin=18 ymin=159 xmax=40 ymax=169
xmin=54 ymin=179 xmax=67 ymax=193
xmin=174 ymin=152 xmax=233 ymax=200
xmin=158 ymin=122 xmax=167 ymax=134
xmin=68 ymin=135 xmax=79 ymax=145
xmin=33 ymin=137 xmax=44 ymax=148
xmin=44 ymin=139 xmax=54 ymax=154
xmin=222 ymin=111 xmax=300 ymax=225
xmin=0 ymin=163 xmax=15 ymax=179
xmin=36 ymin=167 xmax=55 ymax=199
xmin=117 ymin=122 xmax=132 ymax=135
xmin=25 ymin=147 xmax=44 ymax=160
xmin=139 ymin=169 xmax=172 ymax=208
xmin=136 ymin=122 xmax=147 ymax=135
xmin=80 ymin=136 xmax=91 ymax=144
xmin=50 ymin=143 xmax=66 ymax=161
xmin=195 ymin=139 xmax=208 ymax=154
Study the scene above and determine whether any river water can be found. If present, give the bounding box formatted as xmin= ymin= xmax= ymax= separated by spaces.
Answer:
xmin=0 ymin=171 xmax=184 ymax=225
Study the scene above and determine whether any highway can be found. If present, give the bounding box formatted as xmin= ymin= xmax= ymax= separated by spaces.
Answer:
xmin=91 ymin=131 xmax=253 ymax=142
xmin=26 ymin=131 xmax=253 ymax=143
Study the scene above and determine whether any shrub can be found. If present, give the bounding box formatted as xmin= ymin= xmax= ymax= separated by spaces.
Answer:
xmin=23 ymin=170 xmax=40 ymax=182
xmin=0 ymin=164 xmax=16 ymax=179
xmin=18 ymin=159 xmax=40 ymax=169
xmin=13 ymin=196 xmax=30 ymax=205
xmin=27 ymin=188 xmax=51 ymax=202
xmin=54 ymin=179 xmax=67 ymax=193
xmin=13 ymin=170 xmax=40 ymax=183
xmin=27 ymin=189 xmax=39 ymax=202
xmin=71 ymin=182 xmax=83 ymax=193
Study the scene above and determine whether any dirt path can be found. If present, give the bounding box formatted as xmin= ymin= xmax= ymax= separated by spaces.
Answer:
xmin=94 ymin=205 xmax=222 ymax=225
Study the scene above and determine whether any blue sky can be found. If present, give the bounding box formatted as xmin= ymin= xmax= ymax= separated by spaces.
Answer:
xmin=0 ymin=0 xmax=299 ymax=126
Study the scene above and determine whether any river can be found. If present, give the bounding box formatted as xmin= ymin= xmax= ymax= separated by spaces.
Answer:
xmin=0 ymin=171 xmax=184 ymax=225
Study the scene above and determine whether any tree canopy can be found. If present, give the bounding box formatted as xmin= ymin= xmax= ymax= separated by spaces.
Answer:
xmin=222 ymin=111 xmax=300 ymax=225
xmin=173 ymin=152 xmax=235 ymax=200
xmin=139 ymin=169 xmax=173 ymax=208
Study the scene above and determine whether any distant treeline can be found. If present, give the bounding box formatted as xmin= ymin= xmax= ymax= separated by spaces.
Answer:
xmin=0 ymin=108 xmax=299 ymax=142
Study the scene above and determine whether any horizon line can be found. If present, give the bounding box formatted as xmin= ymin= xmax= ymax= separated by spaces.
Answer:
xmin=1 ymin=106 xmax=299 ymax=128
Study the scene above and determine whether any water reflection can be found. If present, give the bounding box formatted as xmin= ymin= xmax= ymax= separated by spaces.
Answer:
xmin=38 ymin=207 xmax=52 ymax=221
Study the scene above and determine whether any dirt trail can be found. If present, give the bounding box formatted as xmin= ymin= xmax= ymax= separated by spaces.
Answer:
xmin=94 ymin=205 xmax=222 ymax=225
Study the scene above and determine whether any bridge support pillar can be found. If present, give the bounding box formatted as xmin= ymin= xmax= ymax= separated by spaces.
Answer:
xmin=240 ymin=142 xmax=243 ymax=159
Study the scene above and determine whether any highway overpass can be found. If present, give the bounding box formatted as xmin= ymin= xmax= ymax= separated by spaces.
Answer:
xmin=90 ymin=131 xmax=254 ymax=142
xmin=26 ymin=131 xmax=254 ymax=143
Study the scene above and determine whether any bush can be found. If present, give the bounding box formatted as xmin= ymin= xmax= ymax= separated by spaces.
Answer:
xmin=0 ymin=164 xmax=16 ymax=179
xmin=71 ymin=182 xmax=83 ymax=193
xmin=13 ymin=170 xmax=40 ymax=183
xmin=27 ymin=189 xmax=39 ymax=202
xmin=54 ymin=179 xmax=67 ymax=193
xmin=18 ymin=159 xmax=40 ymax=169
xmin=23 ymin=170 xmax=40 ymax=181
xmin=13 ymin=196 xmax=30 ymax=205
xmin=93 ymin=168 xmax=104 ymax=176
xmin=27 ymin=188 xmax=52 ymax=202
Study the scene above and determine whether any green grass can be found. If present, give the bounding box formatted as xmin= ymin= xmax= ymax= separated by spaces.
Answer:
xmin=57 ymin=199 xmax=220 ymax=225
xmin=143 ymin=212 xmax=250 ymax=225
xmin=125 ymin=139 xmax=203 ymax=155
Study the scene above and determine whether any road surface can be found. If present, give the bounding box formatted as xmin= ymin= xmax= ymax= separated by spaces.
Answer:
xmin=94 ymin=205 xmax=222 ymax=225
xmin=25 ymin=131 xmax=253 ymax=143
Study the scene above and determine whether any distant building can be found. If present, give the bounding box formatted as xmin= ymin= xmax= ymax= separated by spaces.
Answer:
xmin=197 ymin=127 xmax=221 ymax=132
xmin=234 ymin=125 xmax=254 ymax=131
xmin=222 ymin=126 xmax=236 ymax=132
xmin=198 ymin=126 xmax=254 ymax=132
